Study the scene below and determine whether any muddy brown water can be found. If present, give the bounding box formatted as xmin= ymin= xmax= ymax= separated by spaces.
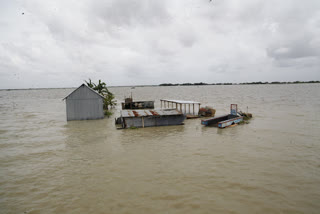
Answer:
xmin=0 ymin=84 xmax=320 ymax=214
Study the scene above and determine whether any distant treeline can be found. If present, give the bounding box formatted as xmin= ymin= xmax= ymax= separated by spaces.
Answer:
xmin=159 ymin=81 xmax=320 ymax=86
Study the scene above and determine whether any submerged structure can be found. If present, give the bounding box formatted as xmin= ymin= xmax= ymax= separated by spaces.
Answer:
xmin=160 ymin=99 xmax=201 ymax=118
xmin=115 ymin=109 xmax=185 ymax=128
xmin=63 ymin=84 xmax=104 ymax=121
xmin=121 ymin=97 xmax=154 ymax=110
xmin=201 ymin=104 xmax=243 ymax=128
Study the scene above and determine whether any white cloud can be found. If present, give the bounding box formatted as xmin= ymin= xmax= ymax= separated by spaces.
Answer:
xmin=0 ymin=0 xmax=319 ymax=88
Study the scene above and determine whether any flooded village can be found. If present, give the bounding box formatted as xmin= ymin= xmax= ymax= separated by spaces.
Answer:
xmin=63 ymin=82 xmax=252 ymax=130
xmin=1 ymin=0 xmax=320 ymax=213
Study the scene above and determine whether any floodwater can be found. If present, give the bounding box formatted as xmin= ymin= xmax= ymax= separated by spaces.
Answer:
xmin=0 ymin=84 xmax=320 ymax=214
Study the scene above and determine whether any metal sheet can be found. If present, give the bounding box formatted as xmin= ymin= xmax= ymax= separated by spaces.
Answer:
xmin=124 ymin=114 xmax=185 ymax=128
xmin=64 ymin=84 xmax=104 ymax=100
xmin=65 ymin=84 xmax=104 ymax=121
xmin=218 ymin=116 xmax=243 ymax=128
xmin=121 ymin=109 xmax=183 ymax=118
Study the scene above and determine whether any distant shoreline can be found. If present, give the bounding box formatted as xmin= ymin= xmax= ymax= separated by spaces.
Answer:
xmin=159 ymin=81 xmax=320 ymax=86
xmin=1 ymin=81 xmax=319 ymax=91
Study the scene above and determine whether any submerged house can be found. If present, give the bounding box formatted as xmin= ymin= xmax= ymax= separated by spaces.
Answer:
xmin=121 ymin=97 xmax=154 ymax=110
xmin=63 ymin=84 xmax=104 ymax=121
xmin=116 ymin=109 xmax=185 ymax=128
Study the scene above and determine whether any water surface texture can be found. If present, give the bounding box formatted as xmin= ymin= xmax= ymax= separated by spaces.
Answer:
xmin=1 ymin=84 xmax=320 ymax=214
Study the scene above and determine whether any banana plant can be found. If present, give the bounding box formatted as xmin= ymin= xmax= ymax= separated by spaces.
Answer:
xmin=84 ymin=78 xmax=116 ymax=110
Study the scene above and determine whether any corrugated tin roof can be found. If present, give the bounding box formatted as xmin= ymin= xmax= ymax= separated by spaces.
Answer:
xmin=160 ymin=99 xmax=201 ymax=104
xmin=63 ymin=84 xmax=105 ymax=100
xmin=121 ymin=109 xmax=183 ymax=118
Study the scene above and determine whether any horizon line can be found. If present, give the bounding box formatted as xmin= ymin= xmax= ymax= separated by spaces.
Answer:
xmin=1 ymin=80 xmax=319 ymax=90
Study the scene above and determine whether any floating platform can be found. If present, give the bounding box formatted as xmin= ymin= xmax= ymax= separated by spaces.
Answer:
xmin=116 ymin=109 xmax=185 ymax=128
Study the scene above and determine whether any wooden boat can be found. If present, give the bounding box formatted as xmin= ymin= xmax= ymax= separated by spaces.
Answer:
xmin=201 ymin=104 xmax=243 ymax=128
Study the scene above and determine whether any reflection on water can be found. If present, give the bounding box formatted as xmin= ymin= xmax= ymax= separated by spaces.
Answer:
xmin=0 ymin=84 xmax=320 ymax=214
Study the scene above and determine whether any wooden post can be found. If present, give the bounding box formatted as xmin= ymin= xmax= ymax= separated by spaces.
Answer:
xmin=161 ymin=100 xmax=162 ymax=109
xmin=176 ymin=103 xmax=177 ymax=109
xmin=184 ymin=104 xmax=186 ymax=114
xmin=180 ymin=103 xmax=182 ymax=112
xmin=193 ymin=104 xmax=195 ymax=115
xmin=142 ymin=117 xmax=144 ymax=128
xmin=188 ymin=104 xmax=190 ymax=114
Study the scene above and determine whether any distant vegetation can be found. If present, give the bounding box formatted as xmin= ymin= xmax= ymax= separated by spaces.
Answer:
xmin=85 ymin=79 xmax=116 ymax=116
xmin=159 ymin=81 xmax=320 ymax=86
xmin=160 ymin=82 xmax=208 ymax=86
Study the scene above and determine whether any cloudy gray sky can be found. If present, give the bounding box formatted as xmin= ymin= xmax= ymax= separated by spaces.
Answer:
xmin=0 ymin=0 xmax=319 ymax=89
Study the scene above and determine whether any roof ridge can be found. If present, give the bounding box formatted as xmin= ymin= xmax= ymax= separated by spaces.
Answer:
xmin=62 ymin=84 xmax=105 ymax=100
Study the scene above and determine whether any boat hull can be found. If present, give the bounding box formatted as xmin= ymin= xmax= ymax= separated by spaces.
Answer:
xmin=201 ymin=114 xmax=243 ymax=128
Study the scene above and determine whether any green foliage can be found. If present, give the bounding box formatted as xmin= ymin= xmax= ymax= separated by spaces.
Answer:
xmin=129 ymin=126 xmax=138 ymax=129
xmin=94 ymin=79 xmax=109 ymax=95
xmin=85 ymin=78 xmax=95 ymax=88
xmin=104 ymin=110 xmax=113 ymax=117
xmin=239 ymin=120 xmax=249 ymax=125
xmin=85 ymin=78 xmax=117 ymax=111
xmin=103 ymin=92 xmax=116 ymax=110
